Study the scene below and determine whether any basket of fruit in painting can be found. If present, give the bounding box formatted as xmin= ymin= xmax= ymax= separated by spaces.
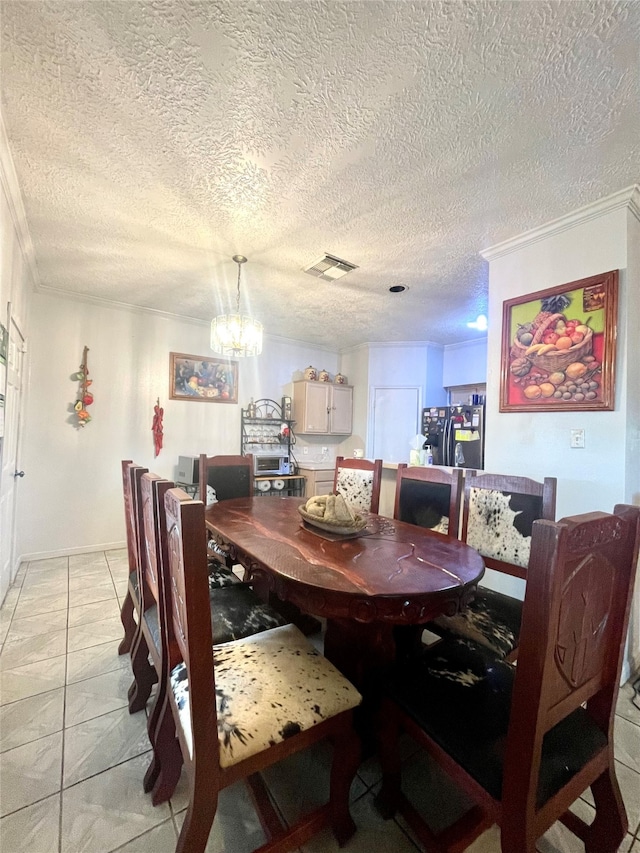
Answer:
xmin=509 ymin=293 xmax=602 ymax=404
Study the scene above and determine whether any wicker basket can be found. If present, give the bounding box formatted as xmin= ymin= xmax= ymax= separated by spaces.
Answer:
xmin=530 ymin=329 xmax=593 ymax=372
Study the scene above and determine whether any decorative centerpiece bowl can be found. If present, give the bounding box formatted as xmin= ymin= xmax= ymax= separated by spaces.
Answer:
xmin=298 ymin=504 xmax=367 ymax=536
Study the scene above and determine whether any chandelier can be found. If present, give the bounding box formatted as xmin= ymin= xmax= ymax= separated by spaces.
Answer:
xmin=211 ymin=255 xmax=263 ymax=357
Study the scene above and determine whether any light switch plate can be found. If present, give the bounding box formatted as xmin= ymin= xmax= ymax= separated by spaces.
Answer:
xmin=570 ymin=429 xmax=585 ymax=448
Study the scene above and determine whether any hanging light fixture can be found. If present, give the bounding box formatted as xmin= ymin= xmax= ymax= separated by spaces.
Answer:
xmin=211 ymin=255 xmax=263 ymax=357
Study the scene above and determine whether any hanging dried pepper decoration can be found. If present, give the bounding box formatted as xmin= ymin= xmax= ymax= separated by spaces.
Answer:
xmin=152 ymin=397 xmax=164 ymax=457
xmin=71 ymin=346 xmax=93 ymax=427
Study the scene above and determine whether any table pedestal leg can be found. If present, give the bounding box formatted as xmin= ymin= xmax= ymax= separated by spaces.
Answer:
xmin=324 ymin=618 xmax=396 ymax=689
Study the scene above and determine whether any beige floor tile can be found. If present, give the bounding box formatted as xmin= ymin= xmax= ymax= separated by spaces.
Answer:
xmin=0 ymin=628 xmax=67 ymax=671
xmin=66 ymin=639 xmax=131 ymax=684
xmin=66 ymin=569 xmax=113 ymax=589
xmin=68 ymin=552 xmax=109 ymax=570
xmin=1 ymin=587 xmax=20 ymax=613
xmin=60 ymin=753 xmax=171 ymax=853
xmin=4 ymin=609 xmax=67 ymax=642
xmin=68 ymin=574 xmax=115 ymax=593
xmin=68 ymin=584 xmax=117 ymax=609
xmin=0 ymin=620 xmax=10 ymax=646
xmin=112 ymin=818 xmax=178 ymax=852
xmin=105 ymin=548 xmax=128 ymax=561
xmin=615 ymin=716 xmax=640 ymax=773
xmin=68 ymin=599 xmax=121 ymax=628
xmin=63 ymin=706 xmax=150 ymax=787
xmin=0 ymin=792 xmax=60 ymax=853
xmin=67 ymin=616 xmax=123 ymax=653
xmin=259 ymin=740 xmax=368 ymax=829
xmin=0 ymin=731 xmax=63 ymax=817
xmin=0 ymin=654 xmax=67 ymax=705
xmin=300 ymin=791 xmax=419 ymax=852
xmin=19 ymin=574 xmax=67 ymax=596
xmin=630 ymin=839 xmax=640 ymax=852
xmin=0 ymin=687 xmax=65 ymax=752
xmin=12 ymin=592 xmax=68 ymax=620
xmin=617 ymin=683 xmax=640 ymax=728
xmin=65 ymin=668 xmax=132 ymax=727
xmin=582 ymin=759 xmax=640 ymax=836
xmin=173 ymin=778 xmax=269 ymax=853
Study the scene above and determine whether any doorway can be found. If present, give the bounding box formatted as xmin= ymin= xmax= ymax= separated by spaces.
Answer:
xmin=370 ymin=386 xmax=421 ymax=464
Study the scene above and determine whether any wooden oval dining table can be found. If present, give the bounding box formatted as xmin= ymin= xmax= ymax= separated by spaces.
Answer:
xmin=204 ymin=496 xmax=485 ymax=688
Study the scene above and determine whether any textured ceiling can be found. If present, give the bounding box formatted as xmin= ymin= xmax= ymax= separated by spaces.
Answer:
xmin=1 ymin=1 xmax=639 ymax=348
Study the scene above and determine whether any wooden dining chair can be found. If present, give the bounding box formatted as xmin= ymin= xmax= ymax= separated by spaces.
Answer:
xmin=118 ymin=459 xmax=148 ymax=655
xmin=154 ymin=487 xmax=362 ymax=853
xmin=333 ymin=456 xmax=383 ymax=513
xmin=394 ymin=464 xmax=463 ymax=537
xmin=430 ymin=472 xmax=556 ymax=660
xmin=198 ymin=453 xmax=254 ymax=578
xmin=376 ymin=504 xmax=640 ymax=853
xmin=127 ymin=470 xmax=287 ymax=725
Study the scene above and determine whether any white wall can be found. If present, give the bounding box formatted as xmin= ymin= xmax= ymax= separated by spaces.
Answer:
xmin=15 ymin=291 xmax=338 ymax=559
xmin=484 ymin=206 xmax=630 ymax=518
xmin=442 ymin=338 xmax=488 ymax=388
xmin=482 ymin=189 xmax=640 ymax=675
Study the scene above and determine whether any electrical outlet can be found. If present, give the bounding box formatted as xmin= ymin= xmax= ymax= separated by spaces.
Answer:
xmin=321 ymin=446 xmax=329 ymax=455
xmin=570 ymin=429 xmax=585 ymax=448
xmin=302 ymin=446 xmax=308 ymax=455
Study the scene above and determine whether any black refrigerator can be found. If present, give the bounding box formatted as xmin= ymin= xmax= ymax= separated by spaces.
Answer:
xmin=421 ymin=404 xmax=485 ymax=470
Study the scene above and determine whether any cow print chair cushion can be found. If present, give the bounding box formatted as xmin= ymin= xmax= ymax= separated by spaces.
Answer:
xmin=430 ymin=488 xmax=543 ymax=658
xmin=335 ymin=468 xmax=375 ymax=513
xmin=144 ymin=584 xmax=287 ymax=652
xmin=170 ymin=623 xmax=362 ymax=768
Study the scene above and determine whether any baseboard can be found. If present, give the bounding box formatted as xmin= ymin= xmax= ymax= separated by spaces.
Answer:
xmin=18 ymin=541 xmax=127 ymax=564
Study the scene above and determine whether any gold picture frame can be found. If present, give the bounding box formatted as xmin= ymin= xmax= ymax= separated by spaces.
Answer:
xmin=169 ymin=352 xmax=238 ymax=403
xmin=500 ymin=270 xmax=618 ymax=412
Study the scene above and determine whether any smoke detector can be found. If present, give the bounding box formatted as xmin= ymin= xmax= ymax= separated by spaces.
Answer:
xmin=303 ymin=253 xmax=358 ymax=281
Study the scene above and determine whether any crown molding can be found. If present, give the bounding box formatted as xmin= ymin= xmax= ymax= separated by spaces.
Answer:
xmin=443 ymin=337 xmax=488 ymax=352
xmin=481 ymin=184 xmax=640 ymax=262
xmin=0 ymin=113 xmax=40 ymax=289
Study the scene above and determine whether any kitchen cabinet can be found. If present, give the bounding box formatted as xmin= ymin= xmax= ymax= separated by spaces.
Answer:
xmin=292 ymin=381 xmax=353 ymax=435
xmin=298 ymin=466 xmax=335 ymax=498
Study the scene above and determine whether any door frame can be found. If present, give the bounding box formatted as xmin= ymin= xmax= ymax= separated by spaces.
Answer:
xmin=0 ymin=303 xmax=27 ymax=600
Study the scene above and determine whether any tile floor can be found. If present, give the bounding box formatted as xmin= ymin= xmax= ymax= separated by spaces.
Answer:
xmin=0 ymin=550 xmax=639 ymax=853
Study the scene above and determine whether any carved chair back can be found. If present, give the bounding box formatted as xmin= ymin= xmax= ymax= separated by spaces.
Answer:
xmin=198 ymin=454 xmax=254 ymax=505
xmin=394 ymin=464 xmax=463 ymax=537
xmin=163 ymin=488 xmax=221 ymax=774
xmin=502 ymin=504 xmax=640 ymax=836
xmin=140 ymin=473 xmax=174 ymax=616
xmin=333 ymin=457 xmax=383 ymax=514
xmin=461 ymin=472 xmax=557 ymax=579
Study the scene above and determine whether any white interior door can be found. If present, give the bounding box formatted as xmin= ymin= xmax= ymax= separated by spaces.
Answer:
xmin=0 ymin=309 xmax=26 ymax=602
xmin=370 ymin=386 xmax=421 ymax=463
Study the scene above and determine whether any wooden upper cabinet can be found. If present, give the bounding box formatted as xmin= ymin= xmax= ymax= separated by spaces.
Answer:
xmin=292 ymin=381 xmax=353 ymax=435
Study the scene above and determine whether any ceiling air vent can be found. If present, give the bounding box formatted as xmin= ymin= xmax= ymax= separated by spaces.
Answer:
xmin=303 ymin=253 xmax=358 ymax=282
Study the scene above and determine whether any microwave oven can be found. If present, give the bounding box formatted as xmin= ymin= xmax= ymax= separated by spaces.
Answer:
xmin=254 ymin=454 xmax=290 ymax=476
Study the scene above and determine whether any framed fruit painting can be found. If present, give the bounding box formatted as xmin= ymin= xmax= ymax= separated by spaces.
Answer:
xmin=500 ymin=270 xmax=618 ymax=412
xmin=169 ymin=352 xmax=238 ymax=403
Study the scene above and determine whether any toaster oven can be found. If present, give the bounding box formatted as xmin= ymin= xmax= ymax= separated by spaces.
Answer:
xmin=253 ymin=454 xmax=290 ymax=476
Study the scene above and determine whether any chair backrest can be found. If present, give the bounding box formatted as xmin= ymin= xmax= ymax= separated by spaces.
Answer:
xmin=140 ymin=472 xmax=174 ymax=611
xmin=394 ymin=464 xmax=463 ymax=537
xmin=122 ymin=460 xmax=149 ymax=572
xmin=333 ymin=457 xmax=383 ymax=513
xmin=503 ymin=504 xmax=640 ymax=817
xmin=199 ymin=454 xmax=254 ymax=504
xmin=461 ymin=472 xmax=556 ymax=579
xmin=163 ymin=487 xmax=219 ymax=774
